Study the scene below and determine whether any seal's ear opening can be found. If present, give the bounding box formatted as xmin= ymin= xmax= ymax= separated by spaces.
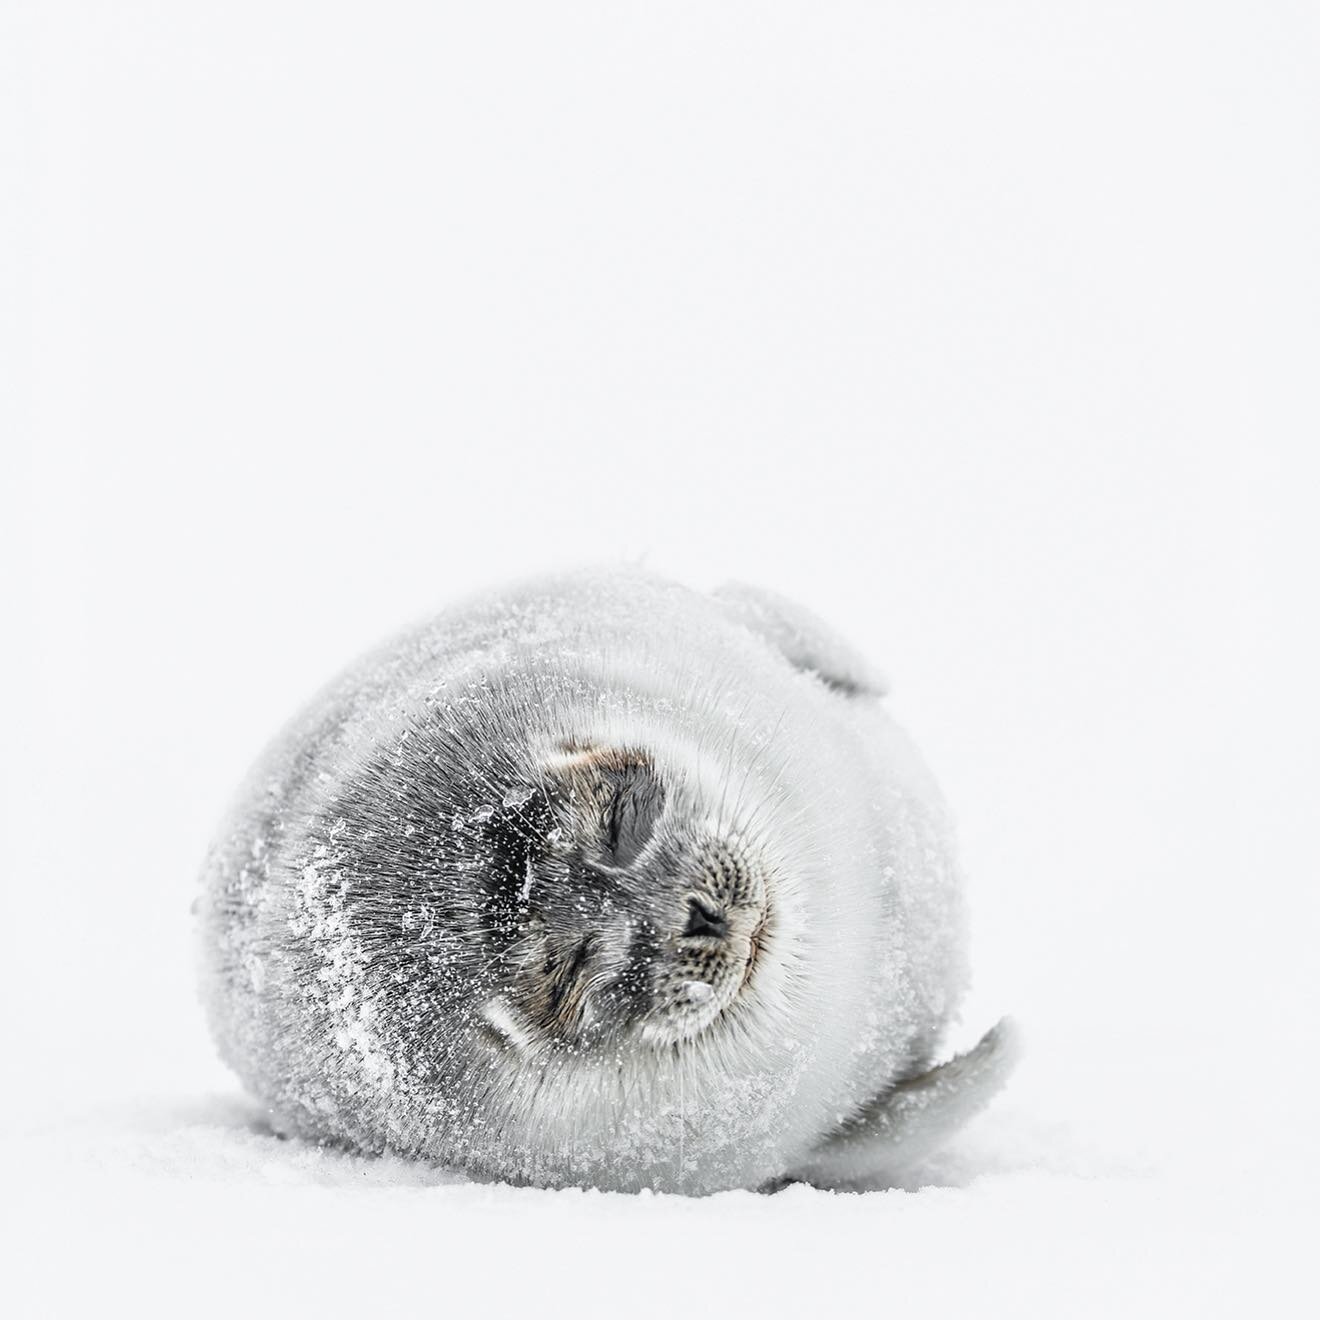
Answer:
xmin=479 ymin=785 xmax=556 ymax=930
xmin=788 ymin=1018 xmax=1022 ymax=1190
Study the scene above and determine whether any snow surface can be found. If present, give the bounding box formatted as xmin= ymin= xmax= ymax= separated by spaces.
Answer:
xmin=7 ymin=1 xmax=1316 ymax=1316
xmin=6 ymin=1077 xmax=1309 ymax=1317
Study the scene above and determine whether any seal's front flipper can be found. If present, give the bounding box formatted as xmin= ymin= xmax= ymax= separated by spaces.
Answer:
xmin=713 ymin=582 xmax=888 ymax=698
xmin=790 ymin=1018 xmax=1022 ymax=1189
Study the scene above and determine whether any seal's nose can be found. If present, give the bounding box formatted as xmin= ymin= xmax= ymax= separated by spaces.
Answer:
xmin=683 ymin=897 xmax=728 ymax=940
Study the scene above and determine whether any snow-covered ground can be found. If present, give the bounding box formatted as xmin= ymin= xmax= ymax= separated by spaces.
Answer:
xmin=7 ymin=3 xmax=1315 ymax=1316
xmin=8 ymin=1102 xmax=1295 ymax=1318
xmin=6 ymin=1047 xmax=1311 ymax=1316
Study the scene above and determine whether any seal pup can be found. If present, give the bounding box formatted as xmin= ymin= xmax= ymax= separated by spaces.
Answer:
xmin=199 ymin=568 xmax=1017 ymax=1193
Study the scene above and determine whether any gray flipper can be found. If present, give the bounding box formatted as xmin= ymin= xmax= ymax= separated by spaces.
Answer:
xmin=713 ymin=582 xmax=888 ymax=698
xmin=789 ymin=1018 xmax=1022 ymax=1188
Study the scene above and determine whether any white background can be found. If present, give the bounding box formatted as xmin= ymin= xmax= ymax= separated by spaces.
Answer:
xmin=5 ymin=2 xmax=1316 ymax=1316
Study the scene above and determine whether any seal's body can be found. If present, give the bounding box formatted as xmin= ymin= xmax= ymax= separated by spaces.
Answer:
xmin=200 ymin=569 xmax=1016 ymax=1193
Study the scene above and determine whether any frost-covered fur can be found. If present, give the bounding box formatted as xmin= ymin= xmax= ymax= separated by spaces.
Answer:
xmin=198 ymin=568 xmax=1012 ymax=1193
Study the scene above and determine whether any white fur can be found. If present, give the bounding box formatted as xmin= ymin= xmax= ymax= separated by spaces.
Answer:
xmin=198 ymin=567 xmax=1008 ymax=1193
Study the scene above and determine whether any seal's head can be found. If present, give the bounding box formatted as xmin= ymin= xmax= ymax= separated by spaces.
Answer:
xmin=471 ymin=742 xmax=773 ymax=1054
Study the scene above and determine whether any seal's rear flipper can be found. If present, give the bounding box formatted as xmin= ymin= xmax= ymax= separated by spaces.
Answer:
xmin=789 ymin=1018 xmax=1022 ymax=1189
xmin=713 ymin=582 xmax=888 ymax=698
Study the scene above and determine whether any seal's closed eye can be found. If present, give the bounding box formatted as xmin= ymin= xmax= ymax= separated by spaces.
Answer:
xmin=549 ymin=745 xmax=666 ymax=868
xmin=600 ymin=760 xmax=666 ymax=866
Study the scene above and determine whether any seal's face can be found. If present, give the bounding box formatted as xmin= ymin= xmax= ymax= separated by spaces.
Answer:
xmin=473 ymin=743 xmax=773 ymax=1055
